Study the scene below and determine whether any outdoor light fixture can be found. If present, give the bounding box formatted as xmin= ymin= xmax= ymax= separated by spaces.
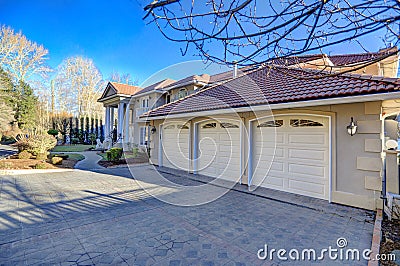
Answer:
xmin=151 ymin=126 xmax=156 ymax=134
xmin=347 ymin=117 xmax=357 ymax=136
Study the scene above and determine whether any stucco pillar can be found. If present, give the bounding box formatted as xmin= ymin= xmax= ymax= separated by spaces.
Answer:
xmin=124 ymin=102 xmax=131 ymax=145
xmin=110 ymin=107 xmax=115 ymax=136
xmin=117 ymin=103 xmax=124 ymax=144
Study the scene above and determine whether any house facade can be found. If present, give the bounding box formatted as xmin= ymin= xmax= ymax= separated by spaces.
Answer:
xmin=99 ymin=48 xmax=400 ymax=211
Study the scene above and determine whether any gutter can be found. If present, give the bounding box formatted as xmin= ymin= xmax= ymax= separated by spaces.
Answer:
xmin=143 ymin=91 xmax=400 ymax=120
xmin=97 ymin=93 xmax=132 ymax=103
xmin=163 ymin=80 xmax=209 ymax=91
xmin=131 ymin=89 xmax=164 ymax=98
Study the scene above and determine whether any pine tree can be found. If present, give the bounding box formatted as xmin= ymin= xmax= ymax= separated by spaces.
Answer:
xmin=14 ymin=81 xmax=38 ymax=130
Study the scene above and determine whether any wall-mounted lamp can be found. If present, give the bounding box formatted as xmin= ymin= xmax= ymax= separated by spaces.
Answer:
xmin=151 ymin=126 xmax=157 ymax=134
xmin=346 ymin=117 xmax=357 ymax=136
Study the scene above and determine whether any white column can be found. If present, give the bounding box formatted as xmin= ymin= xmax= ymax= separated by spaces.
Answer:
xmin=124 ymin=103 xmax=131 ymax=144
xmin=110 ymin=107 xmax=115 ymax=136
xmin=105 ymin=107 xmax=110 ymax=140
xmin=117 ymin=103 xmax=124 ymax=143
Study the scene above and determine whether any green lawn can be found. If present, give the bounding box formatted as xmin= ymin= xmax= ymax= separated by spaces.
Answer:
xmin=52 ymin=145 xmax=95 ymax=152
xmin=67 ymin=153 xmax=85 ymax=161
xmin=50 ymin=153 xmax=85 ymax=161
xmin=97 ymin=152 xmax=107 ymax=161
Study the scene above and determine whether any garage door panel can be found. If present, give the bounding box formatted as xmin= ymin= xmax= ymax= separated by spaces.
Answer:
xmin=288 ymin=149 xmax=326 ymax=161
xmin=288 ymin=180 xmax=325 ymax=197
xmin=255 ymin=147 xmax=284 ymax=158
xmin=288 ymin=163 xmax=325 ymax=177
xmin=253 ymin=115 xmax=329 ymax=200
xmin=162 ymin=124 xmax=189 ymax=171
xmin=198 ymin=121 xmax=241 ymax=181
xmin=255 ymin=133 xmax=284 ymax=143
xmin=262 ymin=176 xmax=284 ymax=187
xmin=288 ymin=134 xmax=326 ymax=145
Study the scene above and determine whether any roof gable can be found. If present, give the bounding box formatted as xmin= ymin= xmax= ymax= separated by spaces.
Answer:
xmin=98 ymin=82 xmax=142 ymax=102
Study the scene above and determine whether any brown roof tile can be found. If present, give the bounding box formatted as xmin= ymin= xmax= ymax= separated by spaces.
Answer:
xmin=110 ymin=82 xmax=142 ymax=95
xmin=145 ymin=66 xmax=400 ymax=118
xmin=133 ymin=79 xmax=176 ymax=96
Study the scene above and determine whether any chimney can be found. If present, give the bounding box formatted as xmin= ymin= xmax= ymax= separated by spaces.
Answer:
xmin=233 ymin=60 xmax=238 ymax=78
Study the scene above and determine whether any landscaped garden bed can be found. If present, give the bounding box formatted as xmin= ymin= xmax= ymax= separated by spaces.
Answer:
xmin=380 ymin=217 xmax=400 ymax=265
xmin=97 ymin=150 xmax=148 ymax=168
xmin=0 ymin=153 xmax=84 ymax=169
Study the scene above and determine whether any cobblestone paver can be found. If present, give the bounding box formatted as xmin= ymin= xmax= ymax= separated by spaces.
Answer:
xmin=0 ymin=166 xmax=374 ymax=265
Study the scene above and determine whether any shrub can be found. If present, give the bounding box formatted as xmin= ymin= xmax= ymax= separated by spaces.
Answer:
xmin=0 ymin=161 xmax=12 ymax=169
xmin=106 ymin=147 xmax=123 ymax=162
xmin=89 ymin=133 xmax=96 ymax=145
xmin=51 ymin=154 xmax=69 ymax=159
xmin=34 ymin=162 xmax=47 ymax=169
xmin=132 ymin=147 xmax=139 ymax=158
xmin=51 ymin=156 xmax=63 ymax=165
xmin=13 ymin=138 xmax=30 ymax=152
xmin=28 ymin=135 xmax=57 ymax=155
xmin=36 ymin=153 xmax=48 ymax=161
xmin=18 ymin=150 xmax=32 ymax=159
xmin=47 ymin=129 xmax=59 ymax=137
xmin=15 ymin=134 xmax=57 ymax=155
xmin=71 ymin=138 xmax=80 ymax=144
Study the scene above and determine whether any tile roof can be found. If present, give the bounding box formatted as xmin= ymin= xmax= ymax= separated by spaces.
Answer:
xmin=270 ymin=54 xmax=324 ymax=66
xmin=98 ymin=82 xmax=142 ymax=101
xmin=145 ymin=66 xmax=400 ymax=118
xmin=133 ymin=78 xmax=176 ymax=97
xmin=329 ymin=48 xmax=398 ymax=66
xmin=163 ymin=74 xmax=211 ymax=91
xmin=110 ymin=82 xmax=142 ymax=95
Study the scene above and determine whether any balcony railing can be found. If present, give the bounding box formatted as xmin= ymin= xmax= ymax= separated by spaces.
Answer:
xmin=136 ymin=107 xmax=150 ymax=117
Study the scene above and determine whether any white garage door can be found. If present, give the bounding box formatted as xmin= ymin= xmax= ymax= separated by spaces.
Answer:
xmin=251 ymin=115 xmax=329 ymax=199
xmin=162 ymin=123 xmax=190 ymax=171
xmin=197 ymin=121 xmax=241 ymax=182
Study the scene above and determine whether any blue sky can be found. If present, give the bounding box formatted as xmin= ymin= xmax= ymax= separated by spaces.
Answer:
xmin=0 ymin=0 xmax=394 ymax=84
xmin=0 ymin=0 xmax=228 ymax=84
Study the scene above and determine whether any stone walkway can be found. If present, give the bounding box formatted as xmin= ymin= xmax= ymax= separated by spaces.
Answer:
xmin=0 ymin=165 xmax=375 ymax=265
xmin=72 ymin=151 xmax=105 ymax=171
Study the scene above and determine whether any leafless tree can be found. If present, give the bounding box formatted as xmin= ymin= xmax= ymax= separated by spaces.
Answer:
xmin=143 ymin=0 xmax=400 ymax=68
xmin=0 ymin=25 xmax=51 ymax=81
xmin=54 ymin=56 xmax=105 ymax=119
xmin=108 ymin=71 xmax=139 ymax=85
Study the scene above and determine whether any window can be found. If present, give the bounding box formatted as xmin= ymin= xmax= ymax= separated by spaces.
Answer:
xmin=177 ymin=124 xmax=189 ymax=129
xmin=177 ymin=89 xmax=187 ymax=99
xmin=290 ymin=119 xmax=323 ymax=127
xmin=202 ymin=122 xmax=217 ymax=129
xmin=257 ymin=120 xmax=283 ymax=128
xmin=164 ymin=125 xmax=175 ymax=130
xmin=166 ymin=94 xmax=171 ymax=104
xmin=220 ymin=122 xmax=239 ymax=128
xmin=142 ymin=98 xmax=149 ymax=108
xmin=139 ymin=126 xmax=148 ymax=146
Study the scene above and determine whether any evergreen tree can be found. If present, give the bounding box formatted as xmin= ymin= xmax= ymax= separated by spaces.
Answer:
xmin=14 ymin=81 xmax=38 ymax=130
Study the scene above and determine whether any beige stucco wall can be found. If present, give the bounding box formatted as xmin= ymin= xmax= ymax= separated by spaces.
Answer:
xmin=149 ymin=101 xmax=387 ymax=210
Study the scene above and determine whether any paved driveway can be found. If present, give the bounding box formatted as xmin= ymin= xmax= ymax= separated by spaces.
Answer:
xmin=0 ymin=144 xmax=16 ymax=159
xmin=0 ymin=166 xmax=374 ymax=265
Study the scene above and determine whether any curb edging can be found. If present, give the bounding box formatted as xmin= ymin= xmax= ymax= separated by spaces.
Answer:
xmin=368 ymin=209 xmax=382 ymax=266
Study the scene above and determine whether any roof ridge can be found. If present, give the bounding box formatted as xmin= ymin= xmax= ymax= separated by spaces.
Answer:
xmin=141 ymin=66 xmax=263 ymax=117
xmin=281 ymin=65 xmax=400 ymax=86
